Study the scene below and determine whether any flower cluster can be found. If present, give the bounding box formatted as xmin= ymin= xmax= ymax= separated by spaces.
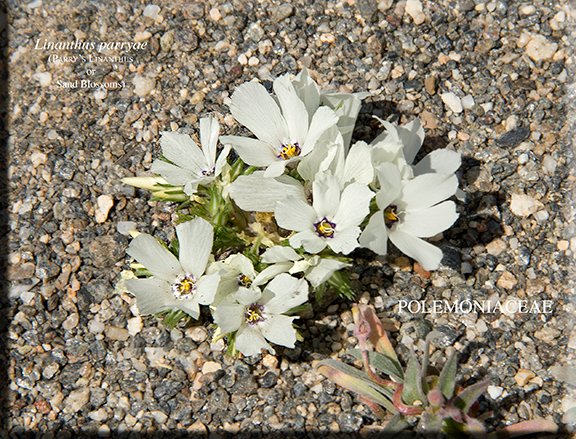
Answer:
xmin=120 ymin=69 xmax=461 ymax=357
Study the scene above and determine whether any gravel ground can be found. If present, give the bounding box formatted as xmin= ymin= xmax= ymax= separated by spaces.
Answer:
xmin=5 ymin=0 xmax=574 ymax=437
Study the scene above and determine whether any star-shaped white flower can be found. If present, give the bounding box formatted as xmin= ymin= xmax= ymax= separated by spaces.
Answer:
xmin=151 ymin=117 xmax=230 ymax=195
xmin=371 ymin=118 xmax=461 ymax=179
xmin=220 ymin=74 xmax=339 ymax=178
xmin=359 ymin=163 xmax=459 ymax=271
xmin=213 ymin=273 xmax=309 ymax=356
xmin=275 ymin=172 xmax=374 ymax=255
xmin=125 ymin=218 xmax=220 ymax=319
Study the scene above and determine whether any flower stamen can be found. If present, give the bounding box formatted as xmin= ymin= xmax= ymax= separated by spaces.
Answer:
xmin=278 ymin=142 xmax=301 ymax=160
xmin=245 ymin=303 xmax=265 ymax=325
xmin=384 ymin=205 xmax=399 ymax=228
xmin=314 ymin=217 xmax=336 ymax=238
xmin=238 ymin=274 xmax=253 ymax=288
xmin=171 ymin=273 xmax=197 ymax=300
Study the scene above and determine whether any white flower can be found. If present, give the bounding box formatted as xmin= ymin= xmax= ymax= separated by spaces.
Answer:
xmin=220 ymin=74 xmax=339 ymax=178
xmin=359 ymin=163 xmax=459 ymax=271
xmin=298 ymin=128 xmax=374 ymax=187
xmin=292 ymin=68 xmax=369 ymax=150
xmin=227 ymin=171 xmax=306 ymax=212
xmin=275 ymin=172 xmax=374 ymax=255
xmin=151 ymin=117 xmax=230 ymax=195
xmin=371 ymin=118 xmax=461 ymax=179
xmin=125 ymin=218 xmax=220 ymax=319
xmin=213 ymin=273 xmax=308 ymax=356
xmin=259 ymin=245 xmax=350 ymax=287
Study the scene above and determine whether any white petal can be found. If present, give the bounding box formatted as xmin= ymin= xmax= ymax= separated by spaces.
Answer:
xmin=341 ymin=141 xmax=374 ymax=186
xmin=219 ymin=135 xmax=277 ymax=166
xmin=253 ymin=263 xmax=292 ymax=286
xmin=374 ymin=163 xmax=402 ymax=209
xmin=401 ymin=174 xmax=458 ymax=209
xmin=302 ymin=106 xmax=339 ymax=154
xmin=359 ymin=211 xmax=389 ymax=255
xmin=321 ymin=92 xmax=364 ymax=149
xmin=312 ymin=172 xmax=340 ymax=219
xmin=292 ymin=67 xmax=321 ymax=121
xmin=195 ymin=272 xmax=220 ymax=305
xmin=297 ymin=128 xmax=341 ymax=181
xmin=398 ymin=118 xmax=425 ymax=165
xmin=151 ymin=160 xmax=198 ymax=186
xmin=214 ymin=302 xmax=244 ymax=333
xmin=263 ymin=160 xmax=287 ymax=178
xmin=413 ymin=149 xmax=462 ymax=176
xmin=260 ymin=315 xmax=298 ymax=348
xmin=389 ymin=229 xmax=443 ymax=271
xmin=328 ymin=225 xmax=361 ymax=255
xmin=290 ymin=230 xmax=327 ymax=254
xmin=275 ymin=197 xmax=316 ymax=232
xmin=398 ymin=201 xmax=459 ymax=238
xmin=214 ymin=145 xmax=231 ymax=176
xmin=127 ymin=234 xmax=181 ymax=282
xmin=273 ymin=74 xmax=309 ymax=143
xmin=176 ymin=218 xmax=214 ymax=278
xmin=230 ymin=81 xmax=288 ymax=146
xmin=160 ymin=131 xmax=206 ymax=172
xmin=333 ymin=182 xmax=373 ymax=230
xmin=263 ymin=273 xmax=309 ymax=314
xmin=228 ymin=172 xmax=306 ymax=212
xmin=199 ymin=117 xmax=220 ymax=166
xmin=235 ymin=287 xmax=262 ymax=306
xmin=236 ymin=325 xmax=274 ymax=357
xmin=125 ymin=278 xmax=174 ymax=315
xmin=305 ymin=258 xmax=349 ymax=287
xmin=225 ymin=254 xmax=256 ymax=278
xmin=261 ymin=246 xmax=301 ymax=263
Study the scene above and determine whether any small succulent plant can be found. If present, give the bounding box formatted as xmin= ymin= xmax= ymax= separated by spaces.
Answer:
xmin=317 ymin=304 xmax=558 ymax=438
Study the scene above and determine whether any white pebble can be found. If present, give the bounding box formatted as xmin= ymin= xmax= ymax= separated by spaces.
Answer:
xmin=132 ymin=75 xmax=156 ymax=96
xmin=440 ymin=92 xmax=463 ymax=113
xmin=202 ymin=361 xmax=222 ymax=374
xmin=525 ymin=34 xmax=558 ymax=61
xmin=487 ymin=385 xmax=503 ymax=399
xmin=95 ymin=194 xmax=114 ymax=223
xmin=510 ymin=193 xmax=544 ymax=217
xmin=30 ymin=151 xmax=48 ymax=168
xmin=94 ymin=88 xmax=107 ymax=100
xmin=143 ymin=4 xmax=160 ymax=19
xmin=461 ymin=94 xmax=475 ymax=109
xmin=405 ymin=0 xmax=426 ymax=25
xmin=117 ymin=221 xmax=137 ymax=236
xmin=33 ymin=72 xmax=52 ymax=87
xmin=127 ymin=316 xmax=143 ymax=336
xmin=542 ymin=155 xmax=557 ymax=174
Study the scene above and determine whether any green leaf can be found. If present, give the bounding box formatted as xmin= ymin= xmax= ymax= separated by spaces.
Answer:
xmin=327 ymin=270 xmax=355 ymax=300
xmin=402 ymin=355 xmax=426 ymax=405
xmin=383 ymin=413 xmax=410 ymax=433
xmin=438 ymin=351 xmax=458 ymax=399
xmin=453 ymin=379 xmax=490 ymax=413
xmin=317 ymin=359 xmax=396 ymax=413
xmin=348 ymin=349 xmax=404 ymax=382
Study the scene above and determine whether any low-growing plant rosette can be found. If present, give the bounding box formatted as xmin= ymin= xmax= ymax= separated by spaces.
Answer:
xmin=120 ymin=69 xmax=463 ymax=357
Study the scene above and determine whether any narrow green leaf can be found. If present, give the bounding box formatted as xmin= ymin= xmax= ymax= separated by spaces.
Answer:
xmin=348 ymin=349 xmax=404 ymax=381
xmin=383 ymin=413 xmax=410 ymax=433
xmin=327 ymin=270 xmax=355 ymax=300
xmin=438 ymin=351 xmax=458 ymax=399
xmin=402 ymin=355 xmax=426 ymax=405
xmin=453 ymin=379 xmax=490 ymax=413
xmin=317 ymin=359 xmax=396 ymax=413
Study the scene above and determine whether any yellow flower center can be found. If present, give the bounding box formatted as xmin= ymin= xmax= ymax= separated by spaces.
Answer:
xmin=245 ymin=303 xmax=265 ymax=325
xmin=172 ymin=273 xmax=196 ymax=300
xmin=314 ymin=217 xmax=336 ymax=238
xmin=278 ymin=142 xmax=301 ymax=160
xmin=384 ymin=205 xmax=399 ymax=228
xmin=238 ymin=274 xmax=253 ymax=288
